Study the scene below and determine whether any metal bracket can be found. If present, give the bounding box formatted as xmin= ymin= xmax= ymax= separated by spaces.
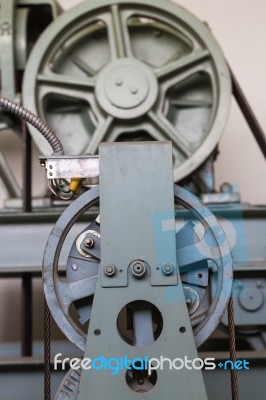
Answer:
xmin=77 ymin=142 xmax=207 ymax=400
xmin=39 ymin=155 xmax=99 ymax=182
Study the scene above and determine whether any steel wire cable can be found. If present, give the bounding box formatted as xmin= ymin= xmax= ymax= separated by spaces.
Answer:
xmin=228 ymin=296 xmax=239 ymax=400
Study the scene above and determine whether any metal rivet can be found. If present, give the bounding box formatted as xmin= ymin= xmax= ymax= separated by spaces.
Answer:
xmin=72 ymin=264 xmax=78 ymax=271
xmin=104 ymin=264 xmax=117 ymax=277
xmin=115 ymin=79 xmax=123 ymax=86
xmin=130 ymin=87 xmax=138 ymax=94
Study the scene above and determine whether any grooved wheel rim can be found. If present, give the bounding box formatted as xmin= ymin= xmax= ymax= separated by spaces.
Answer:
xmin=23 ymin=0 xmax=231 ymax=181
xmin=43 ymin=185 xmax=232 ymax=351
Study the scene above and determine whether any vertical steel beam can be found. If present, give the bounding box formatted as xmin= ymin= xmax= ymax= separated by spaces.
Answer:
xmin=21 ymin=121 xmax=32 ymax=357
xmin=21 ymin=273 xmax=32 ymax=356
xmin=0 ymin=0 xmax=16 ymax=99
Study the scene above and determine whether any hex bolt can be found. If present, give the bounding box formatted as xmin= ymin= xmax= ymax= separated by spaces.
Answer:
xmin=104 ymin=264 xmax=117 ymax=277
xmin=84 ymin=237 xmax=94 ymax=248
xmin=130 ymin=260 xmax=147 ymax=278
xmin=72 ymin=264 xmax=78 ymax=271
xmin=161 ymin=263 xmax=174 ymax=276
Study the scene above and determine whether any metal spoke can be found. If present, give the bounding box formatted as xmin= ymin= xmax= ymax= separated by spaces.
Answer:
xmin=37 ymin=80 xmax=95 ymax=106
xmin=71 ymin=55 xmax=97 ymax=77
xmin=85 ymin=115 xmax=114 ymax=155
xmin=108 ymin=5 xmax=131 ymax=58
xmin=37 ymin=73 xmax=95 ymax=91
xmin=148 ymin=111 xmax=191 ymax=157
xmin=57 ymin=275 xmax=97 ymax=314
xmin=156 ymin=48 xmax=209 ymax=79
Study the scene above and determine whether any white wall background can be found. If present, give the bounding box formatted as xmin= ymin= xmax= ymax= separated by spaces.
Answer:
xmin=0 ymin=0 xmax=265 ymax=205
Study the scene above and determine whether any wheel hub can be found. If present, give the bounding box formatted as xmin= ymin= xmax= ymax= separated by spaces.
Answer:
xmin=95 ymin=58 xmax=158 ymax=119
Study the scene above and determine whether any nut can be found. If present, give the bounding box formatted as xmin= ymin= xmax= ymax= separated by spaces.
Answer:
xmin=104 ymin=264 xmax=117 ymax=277
xmin=130 ymin=260 xmax=147 ymax=278
xmin=161 ymin=263 xmax=174 ymax=276
xmin=84 ymin=237 xmax=94 ymax=248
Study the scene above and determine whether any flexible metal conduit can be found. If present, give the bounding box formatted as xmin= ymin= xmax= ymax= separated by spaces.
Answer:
xmin=0 ymin=96 xmax=64 ymax=155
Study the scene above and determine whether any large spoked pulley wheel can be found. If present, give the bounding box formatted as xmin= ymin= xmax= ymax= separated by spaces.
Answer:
xmin=23 ymin=0 xmax=231 ymax=181
xmin=43 ymin=185 xmax=233 ymax=351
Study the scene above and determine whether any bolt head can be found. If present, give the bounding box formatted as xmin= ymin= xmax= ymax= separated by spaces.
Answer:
xmin=84 ymin=237 xmax=94 ymax=248
xmin=130 ymin=260 xmax=147 ymax=278
xmin=162 ymin=263 xmax=174 ymax=276
xmin=72 ymin=264 xmax=78 ymax=271
xmin=104 ymin=264 xmax=117 ymax=277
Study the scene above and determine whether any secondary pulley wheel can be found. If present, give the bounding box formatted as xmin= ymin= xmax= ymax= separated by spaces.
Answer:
xmin=23 ymin=0 xmax=231 ymax=181
xmin=43 ymin=185 xmax=232 ymax=351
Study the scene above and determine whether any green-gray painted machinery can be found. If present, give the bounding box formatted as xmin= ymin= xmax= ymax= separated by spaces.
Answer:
xmin=41 ymin=142 xmax=233 ymax=399
xmin=0 ymin=1 xmax=265 ymax=399
xmin=0 ymin=0 xmax=61 ymax=201
xmin=1 ymin=0 xmax=231 ymax=187
xmin=0 ymin=0 xmax=61 ymax=106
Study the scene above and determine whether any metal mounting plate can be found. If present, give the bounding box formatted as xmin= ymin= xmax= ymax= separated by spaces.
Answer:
xmin=100 ymin=141 xmax=177 ymax=287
